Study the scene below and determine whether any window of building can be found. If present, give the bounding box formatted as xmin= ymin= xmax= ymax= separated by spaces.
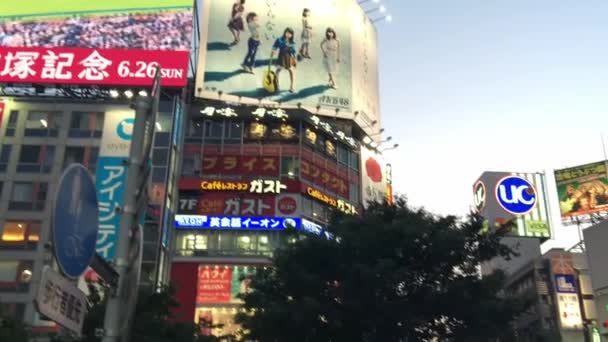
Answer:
xmin=5 ymin=110 xmax=18 ymax=136
xmin=0 ymin=260 xmax=33 ymax=292
xmin=181 ymin=234 xmax=208 ymax=251
xmin=281 ymin=157 xmax=299 ymax=178
xmin=204 ymin=121 xmax=223 ymax=142
xmin=182 ymin=152 xmax=201 ymax=176
xmin=236 ymin=235 xmax=255 ymax=251
xmin=9 ymin=182 xmax=47 ymax=211
xmin=1 ymin=221 xmax=40 ymax=249
xmin=0 ymin=303 xmax=26 ymax=321
xmin=25 ymin=111 xmax=62 ymax=137
xmin=17 ymin=145 xmax=54 ymax=173
xmin=349 ymin=183 xmax=360 ymax=204
xmin=152 ymin=148 xmax=169 ymax=166
xmin=68 ymin=111 xmax=103 ymax=138
xmin=301 ymin=197 xmax=313 ymax=218
xmin=224 ymin=121 xmax=242 ymax=143
xmin=0 ymin=145 xmax=11 ymax=172
xmin=63 ymin=146 xmax=99 ymax=173
xmin=349 ymin=150 xmax=359 ymax=171
xmin=337 ymin=145 xmax=348 ymax=165
xmin=186 ymin=120 xmax=204 ymax=143
xmin=258 ymin=235 xmax=270 ymax=252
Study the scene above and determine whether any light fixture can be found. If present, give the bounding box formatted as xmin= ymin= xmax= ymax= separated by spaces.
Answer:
xmin=362 ymin=136 xmax=372 ymax=144
xmin=124 ymin=90 xmax=134 ymax=98
xmin=139 ymin=90 xmax=148 ymax=97
xmin=386 ymin=15 xmax=393 ymax=22
xmin=109 ymin=89 xmax=119 ymax=98
xmin=17 ymin=224 xmax=23 ymax=229
xmin=39 ymin=119 xmax=48 ymax=128
xmin=155 ymin=122 xmax=162 ymax=131
xmin=381 ymin=143 xmax=400 ymax=152
xmin=379 ymin=5 xmax=386 ymax=13
xmin=381 ymin=136 xmax=393 ymax=143
xmin=370 ymin=141 xmax=379 ymax=148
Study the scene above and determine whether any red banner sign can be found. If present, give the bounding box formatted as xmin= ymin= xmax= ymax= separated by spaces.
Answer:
xmin=202 ymin=155 xmax=280 ymax=177
xmin=301 ymin=159 xmax=349 ymax=198
xmin=0 ymin=47 xmax=189 ymax=87
xmin=196 ymin=265 xmax=232 ymax=304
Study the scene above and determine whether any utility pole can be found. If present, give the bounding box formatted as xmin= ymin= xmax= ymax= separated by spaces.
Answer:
xmin=102 ymin=68 xmax=161 ymax=342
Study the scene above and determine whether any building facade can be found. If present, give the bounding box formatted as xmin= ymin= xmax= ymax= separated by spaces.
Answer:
xmin=0 ymin=95 xmax=184 ymax=331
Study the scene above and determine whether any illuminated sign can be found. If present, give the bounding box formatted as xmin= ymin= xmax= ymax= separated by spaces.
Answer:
xmin=175 ymin=215 xmax=301 ymax=230
xmin=555 ymin=274 xmax=577 ymax=294
xmin=305 ymin=187 xmax=357 ymax=215
xmin=0 ymin=1 xmax=192 ymax=87
xmin=495 ymin=176 xmax=537 ymax=215
xmin=195 ymin=103 xmax=357 ymax=148
xmin=200 ymin=179 xmax=287 ymax=194
xmin=557 ymin=292 xmax=583 ymax=329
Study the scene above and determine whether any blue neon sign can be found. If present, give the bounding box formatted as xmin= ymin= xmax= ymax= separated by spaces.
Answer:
xmin=175 ymin=215 xmax=301 ymax=230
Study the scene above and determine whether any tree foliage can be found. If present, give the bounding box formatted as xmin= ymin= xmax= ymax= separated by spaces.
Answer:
xmin=0 ymin=305 xmax=29 ymax=342
xmin=236 ymin=199 xmax=528 ymax=342
xmin=54 ymin=283 xmax=229 ymax=342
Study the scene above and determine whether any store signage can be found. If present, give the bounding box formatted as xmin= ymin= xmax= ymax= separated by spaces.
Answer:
xmin=555 ymin=274 xmax=577 ymax=294
xmin=551 ymin=254 xmax=576 ymax=275
xmin=0 ymin=47 xmax=189 ymax=87
xmin=35 ymin=266 xmax=87 ymax=336
xmin=495 ymin=176 xmax=537 ymax=215
xmin=200 ymin=155 xmax=280 ymax=177
xmin=175 ymin=215 xmax=301 ymax=230
xmin=300 ymin=159 xmax=349 ymax=198
xmin=0 ymin=101 xmax=5 ymax=128
xmin=199 ymin=179 xmax=287 ymax=193
xmin=557 ymin=292 xmax=583 ymax=329
xmin=305 ymin=186 xmax=357 ymax=215
xmin=473 ymin=180 xmax=486 ymax=212
xmin=197 ymin=104 xmax=357 ymax=148
xmin=196 ymin=265 xmax=232 ymax=304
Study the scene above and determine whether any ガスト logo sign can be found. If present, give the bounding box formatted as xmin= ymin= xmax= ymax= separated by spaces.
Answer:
xmin=495 ymin=176 xmax=537 ymax=215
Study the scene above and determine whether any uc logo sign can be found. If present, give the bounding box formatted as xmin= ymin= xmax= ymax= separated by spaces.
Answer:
xmin=117 ymin=118 xmax=134 ymax=141
xmin=473 ymin=181 xmax=486 ymax=212
xmin=495 ymin=176 xmax=537 ymax=215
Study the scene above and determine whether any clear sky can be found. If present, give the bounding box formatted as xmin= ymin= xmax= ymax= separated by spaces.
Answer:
xmin=375 ymin=0 xmax=608 ymax=248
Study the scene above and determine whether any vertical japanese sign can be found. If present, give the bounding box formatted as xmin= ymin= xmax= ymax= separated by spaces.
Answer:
xmin=0 ymin=0 xmax=193 ymax=87
xmin=196 ymin=265 xmax=232 ymax=304
xmin=95 ymin=110 xmax=134 ymax=261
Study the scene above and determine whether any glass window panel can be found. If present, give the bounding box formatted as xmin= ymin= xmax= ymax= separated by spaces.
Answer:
xmin=349 ymin=151 xmax=359 ymax=171
xmin=63 ymin=147 xmax=85 ymax=168
xmin=11 ymin=183 xmax=33 ymax=202
xmin=0 ymin=145 xmax=11 ymax=162
xmin=0 ymin=262 xmax=18 ymax=282
xmin=19 ymin=145 xmax=40 ymax=163
xmin=204 ymin=121 xmax=223 ymax=138
xmin=8 ymin=110 xmax=18 ymax=125
xmin=338 ymin=145 xmax=348 ymax=165
xmin=152 ymin=148 xmax=169 ymax=165
xmin=1 ymin=222 xmax=25 ymax=242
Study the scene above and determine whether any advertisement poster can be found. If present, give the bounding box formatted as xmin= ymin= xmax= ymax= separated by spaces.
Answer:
xmin=556 ymin=293 xmax=583 ymax=330
xmin=196 ymin=0 xmax=380 ymax=128
xmin=360 ymin=145 xmax=387 ymax=207
xmin=196 ymin=265 xmax=233 ymax=304
xmin=0 ymin=0 xmax=192 ymax=86
xmin=554 ymin=161 xmax=608 ymax=218
xmin=0 ymin=101 xmax=5 ymax=128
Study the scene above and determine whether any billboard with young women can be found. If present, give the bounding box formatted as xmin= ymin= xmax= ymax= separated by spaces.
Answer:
xmin=195 ymin=0 xmax=380 ymax=134
xmin=554 ymin=161 xmax=608 ymax=219
xmin=0 ymin=0 xmax=193 ymax=87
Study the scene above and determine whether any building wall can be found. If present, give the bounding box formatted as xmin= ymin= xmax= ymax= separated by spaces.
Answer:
xmin=0 ymin=96 xmax=180 ymax=326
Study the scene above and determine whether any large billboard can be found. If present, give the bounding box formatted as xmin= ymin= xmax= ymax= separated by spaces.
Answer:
xmin=554 ymin=161 xmax=608 ymax=219
xmin=473 ymin=171 xmax=551 ymax=239
xmin=360 ymin=146 xmax=387 ymax=206
xmin=195 ymin=0 xmax=380 ymax=132
xmin=0 ymin=0 xmax=193 ymax=87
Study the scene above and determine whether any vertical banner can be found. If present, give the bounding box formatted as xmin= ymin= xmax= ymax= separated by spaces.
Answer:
xmin=95 ymin=110 xmax=134 ymax=261
xmin=360 ymin=145 xmax=387 ymax=207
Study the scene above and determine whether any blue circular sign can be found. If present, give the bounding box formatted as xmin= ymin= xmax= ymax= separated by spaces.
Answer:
xmin=53 ymin=164 xmax=99 ymax=279
xmin=495 ymin=176 xmax=537 ymax=215
xmin=117 ymin=118 xmax=134 ymax=140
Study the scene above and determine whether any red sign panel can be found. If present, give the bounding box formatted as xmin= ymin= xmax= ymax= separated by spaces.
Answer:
xmin=196 ymin=265 xmax=232 ymax=304
xmin=0 ymin=47 xmax=189 ymax=87
xmin=301 ymin=159 xmax=349 ymax=198
xmin=202 ymin=155 xmax=280 ymax=177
